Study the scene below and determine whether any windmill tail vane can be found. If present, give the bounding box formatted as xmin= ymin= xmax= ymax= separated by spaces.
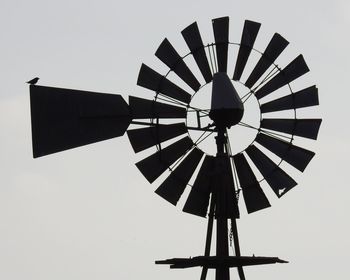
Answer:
xmin=28 ymin=16 xmax=321 ymax=280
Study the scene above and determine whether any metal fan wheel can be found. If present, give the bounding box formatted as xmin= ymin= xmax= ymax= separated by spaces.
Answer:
xmin=128 ymin=17 xmax=321 ymax=217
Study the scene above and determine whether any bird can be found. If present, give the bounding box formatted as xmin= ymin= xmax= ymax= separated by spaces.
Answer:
xmin=26 ymin=77 xmax=39 ymax=85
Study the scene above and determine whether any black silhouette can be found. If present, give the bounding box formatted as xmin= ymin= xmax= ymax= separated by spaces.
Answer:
xmin=27 ymin=77 xmax=39 ymax=85
xmin=28 ymin=17 xmax=321 ymax=280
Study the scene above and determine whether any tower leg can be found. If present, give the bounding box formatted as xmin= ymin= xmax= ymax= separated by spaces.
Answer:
xmin=216 ymin=217 xmax=230 ymax=280
xmin=200 ymin=195 xmax=215 ymax=280
xmin=231 ymin=218 xmax=245 ymax=280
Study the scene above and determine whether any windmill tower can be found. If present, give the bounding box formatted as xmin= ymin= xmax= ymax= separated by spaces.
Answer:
xmin=29 ymin=17 xmax=321 ymax=280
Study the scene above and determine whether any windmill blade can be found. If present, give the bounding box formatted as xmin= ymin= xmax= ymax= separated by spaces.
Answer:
xmin=233 ymin=20 xmax=261 ymax=81
xmin=255 ymin=133 xmax=315 ymax=172
xmin=245 ymin=33 xmax=289 ymax=88
xmin=30 ymin=85 xmax=131 ymax=158
xmin=260 ymin=85 xmax=319 ymax=113
xmin=212 ymin=16 xmax=229 ymax=73
xmin=233 ymin=153 xmax=270 ymax=213
xmin=255 ymin=55 xmax=309 ymax=99
xmin=155 ymin=38 xmax=201 ymax=91
xmin=129 ymin=96 xmax=186 ymax=119
xmin=181 ymin=22 xmax=212 ymax=83
xmin=155 ymin=148 xmax=204 ymax=205
xmin=127 ymin=122 xmax=187 ymax=153
xmin=246 ymin=145 xmax=297 ymax=197
xmin=261 ymin=119 xmax=322 ymax=140
xmin=137 ymin=64 xmax=191 ymax=104
xmin=183 ymin=156 xmax=215 ymax=217
xmin=135 ymin=136 xmax=193 ymax=183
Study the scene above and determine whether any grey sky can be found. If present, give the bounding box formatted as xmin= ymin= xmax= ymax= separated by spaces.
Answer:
xmin=0 ymin=0 xmax=349 ymax=279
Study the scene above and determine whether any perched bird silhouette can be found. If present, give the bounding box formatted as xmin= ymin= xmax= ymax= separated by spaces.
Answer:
xmin=27 ymin=77 xmax=39 ymax=85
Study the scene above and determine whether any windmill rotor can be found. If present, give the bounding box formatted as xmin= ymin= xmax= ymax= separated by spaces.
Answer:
xmin=130 ymin=16 xmax=321 ymax=217
xmin=28 ymin=16 xmax=321 ymax=280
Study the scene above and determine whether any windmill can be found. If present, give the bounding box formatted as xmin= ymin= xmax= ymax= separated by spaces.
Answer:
xmin=29 ymin=17 xmax=321 ymax=280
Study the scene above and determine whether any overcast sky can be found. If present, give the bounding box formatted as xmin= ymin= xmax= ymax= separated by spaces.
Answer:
xmin=0 ymin=0 xmax=349 ymax=279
